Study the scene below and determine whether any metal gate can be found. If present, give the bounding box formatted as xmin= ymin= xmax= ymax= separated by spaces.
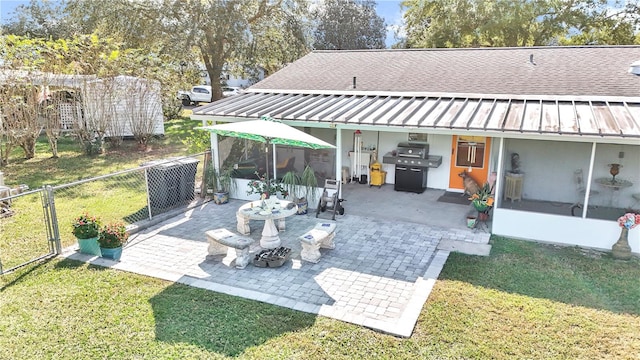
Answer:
xmin=0 ymin=153 xmax=207 ymax=274
xmin=0 ymin=187 xmax=58 ymax=274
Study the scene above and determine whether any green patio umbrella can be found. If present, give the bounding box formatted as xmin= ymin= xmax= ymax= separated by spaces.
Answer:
xmin=198 ymin=115 xmax=336 ymax=190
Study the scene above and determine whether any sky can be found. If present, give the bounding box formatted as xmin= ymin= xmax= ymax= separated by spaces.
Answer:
xmin=0 ymin=0 xmax=405 ymax=47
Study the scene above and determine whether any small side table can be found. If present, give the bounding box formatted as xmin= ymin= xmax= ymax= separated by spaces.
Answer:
xmin=504 ymin=173 xmax=524 ymax=202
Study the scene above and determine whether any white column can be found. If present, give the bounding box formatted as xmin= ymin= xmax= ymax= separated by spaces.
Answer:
xmin=335 ymin=127 xmax=342 ymax=183
xmin=495 ymin=137 xmax=505 ymax=208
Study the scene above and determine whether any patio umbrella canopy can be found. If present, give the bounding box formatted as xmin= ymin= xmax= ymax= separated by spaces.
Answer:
xmin=198 ymin=115 xmax=336 ymax=188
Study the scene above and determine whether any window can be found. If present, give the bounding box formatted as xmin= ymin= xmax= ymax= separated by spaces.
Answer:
xmin=455 ymin=136 xmax=486 ymax=169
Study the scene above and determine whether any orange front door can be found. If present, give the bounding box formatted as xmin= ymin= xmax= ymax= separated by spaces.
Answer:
xmin=448 ymin=135 xmax=491 ymax=190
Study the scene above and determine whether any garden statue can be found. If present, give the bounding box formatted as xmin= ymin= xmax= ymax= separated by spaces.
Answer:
xmin=510 ymin=153 xmax=521 ymax=174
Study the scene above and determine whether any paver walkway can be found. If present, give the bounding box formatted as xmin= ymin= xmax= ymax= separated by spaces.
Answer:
xmin=62 ymin=199 xmax=489 ymax=337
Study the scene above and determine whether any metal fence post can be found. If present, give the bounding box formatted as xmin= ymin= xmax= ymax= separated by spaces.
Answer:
xmin=144 ymin=167 xmax=153 ymax=221
xmin=45 ymin=185 xmax=62 ymax=254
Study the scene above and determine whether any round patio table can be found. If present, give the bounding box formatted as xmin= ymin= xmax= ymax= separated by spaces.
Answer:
xmin=595 ymin=177 xmax=633 ymax=206
xmin=238 ymin=200 xmax=297 ymax=249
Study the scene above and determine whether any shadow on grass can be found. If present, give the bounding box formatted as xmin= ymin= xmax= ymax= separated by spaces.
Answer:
xmin=0 ymin=256 xmax=56 ymax=291
xmin=439 ymin=236 xmax=640 ymax=316
xmin=149 ymin=278 xmax=316 ymax=357
xmin=123 ymin=207 xmax=149 ymax=224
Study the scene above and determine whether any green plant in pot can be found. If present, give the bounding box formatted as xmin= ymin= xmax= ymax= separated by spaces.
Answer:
xmin=98 ymin=221 xmax=129 ymax=261
xmin=72 ymin=212 xmax=102 ymax=256
xmin=209 ymin=165 xmax=237 ymax=205
xmin=282 ymin=165 xmax=317 ymax=215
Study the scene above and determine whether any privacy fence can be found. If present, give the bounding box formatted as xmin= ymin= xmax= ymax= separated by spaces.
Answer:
xmin=0 ymin=152 xmax=209 ymax=274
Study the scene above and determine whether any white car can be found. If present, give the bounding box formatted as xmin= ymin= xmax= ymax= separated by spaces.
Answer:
xmin=177 ymin=85 xmax=212 ymax=106
xmin=177 ymin=86 xmax=241 ymax=105
xmin=223 ymin=87 xmax=241 ymax=97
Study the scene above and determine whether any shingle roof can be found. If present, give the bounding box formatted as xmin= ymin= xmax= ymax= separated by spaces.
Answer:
xmin=252 ymin=46 xmax=640 ymax=98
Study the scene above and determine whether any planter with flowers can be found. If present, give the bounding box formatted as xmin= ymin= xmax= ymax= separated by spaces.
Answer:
xmin=612 ymin=212 xmax=640 ymax=260
xmin=98 ymin=222 xmax=129 ymax=261
xmin=469 ymin=182 xmax=494 ymax=222
xmin=72 ymin=212 xmax=102 ymax=256
xmin=246 ymin=172 xmax=289 ymax=200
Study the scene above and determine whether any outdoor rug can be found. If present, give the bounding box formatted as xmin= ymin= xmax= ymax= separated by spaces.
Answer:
xmin=437 ymin=191 xmax=471 ymax=206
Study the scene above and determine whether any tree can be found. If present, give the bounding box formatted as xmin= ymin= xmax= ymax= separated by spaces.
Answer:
xmin=1 ymin=0 xmax=77 ymax=39
xmin=63 ymin=0 xmax=310 ymax=100
xmin=0 ymin=77 xmax=42 ymax=162
xmin=400 ymin=0 xmax=638 ymax=48
xmin=313 ymin=0 xmax=386 ymax=50
xmin=0 ymin=34 xmax=179 ymax=159
xmin=560 ymin=1 xmax=640 ymax=45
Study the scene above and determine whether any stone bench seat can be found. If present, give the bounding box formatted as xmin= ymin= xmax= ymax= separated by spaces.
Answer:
xmin=298 ymin=222 xmax=336 ymax=263
xmin=205 ymin=228 xmax=254 ymax=269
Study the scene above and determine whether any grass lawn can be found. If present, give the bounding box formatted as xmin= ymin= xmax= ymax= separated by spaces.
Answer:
xmin=0 ymin=116 xmax=202 ymax=271
xmin=1 ymin=117 xmax=198 ymax=188
xmin=1 ymin=237 xmax=638 ymax=359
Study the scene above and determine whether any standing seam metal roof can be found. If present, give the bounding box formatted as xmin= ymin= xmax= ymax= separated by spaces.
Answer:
xmin=193 ymin=91 xmax=640 ymax=138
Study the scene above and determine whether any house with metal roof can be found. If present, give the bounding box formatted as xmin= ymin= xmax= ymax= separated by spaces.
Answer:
xmin=192 ymin=46 xmax=640 ymax=256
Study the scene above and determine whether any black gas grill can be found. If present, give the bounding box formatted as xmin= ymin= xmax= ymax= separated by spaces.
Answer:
xmin=393 ymin=142 xmax=429 ymax=193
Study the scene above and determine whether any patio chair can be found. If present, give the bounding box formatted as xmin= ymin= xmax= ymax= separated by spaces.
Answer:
xmin=571 ymin=169 xmax=599 ymax=216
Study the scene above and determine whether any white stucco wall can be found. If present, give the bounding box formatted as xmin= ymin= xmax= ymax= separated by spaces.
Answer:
xmin=337 ymin=130 xmax=453 ymax=188
xmin=493 ymin=208 xmax=640 ymax=255
xmin=426 ymin=134 xmax=452 ymax=190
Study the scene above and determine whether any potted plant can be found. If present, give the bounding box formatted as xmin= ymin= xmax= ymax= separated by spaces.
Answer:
xmin=611 ymin=212 xmax=640 ymax=260
xmin=210 ymin=165 xmax=237 ymax=205
xmin=281 ymin=170 xmax=303 ymax=212
xmin=72 ymin=212 xmax=102 ymax=256
xmin=296 ymin=165 xmax=318 ymax=215
xmin=98 ymin=222 xmax=129 ymax=260
xmin=468 ymin=182 xmax=494 ymax=221
xmin=246 ymin=172 xmax=288 ymax=199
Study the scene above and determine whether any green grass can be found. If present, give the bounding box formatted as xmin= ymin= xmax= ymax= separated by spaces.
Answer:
xmin=1 ymin=237 xmax=639 ymax=359
xmin=2 ymin=117 xmax=197 ymax=189
xmin=0 ymin=117 xmax=200 ymax=271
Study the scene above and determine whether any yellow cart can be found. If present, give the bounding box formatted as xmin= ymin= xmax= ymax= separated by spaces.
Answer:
xmin=369 ymin=162 xmax=386 ymax=188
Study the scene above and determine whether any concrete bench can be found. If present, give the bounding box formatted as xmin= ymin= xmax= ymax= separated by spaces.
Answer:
xmin=298 ymin=222 xmax=336 ymax=263
xmin=205 ymin=228 xmax=254 ymax=269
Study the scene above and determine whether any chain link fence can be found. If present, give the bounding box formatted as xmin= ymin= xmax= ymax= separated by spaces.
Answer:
xmin=0 ymin=188 xmax=54 ymax=273
xmin=0 ymin=152 xmax=209 ymax=274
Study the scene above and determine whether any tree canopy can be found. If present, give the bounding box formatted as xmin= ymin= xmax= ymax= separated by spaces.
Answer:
xmin=401 ymin=0 xmax=640 ymax=48
xmin=61 ymin=0 xmax=310 ymax=100
xmin=313 ymin=0 xmax=386 ymax=50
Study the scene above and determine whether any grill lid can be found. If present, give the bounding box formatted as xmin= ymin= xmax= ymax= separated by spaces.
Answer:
xmin=397 ymin=142 xmax=429 ymax=158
